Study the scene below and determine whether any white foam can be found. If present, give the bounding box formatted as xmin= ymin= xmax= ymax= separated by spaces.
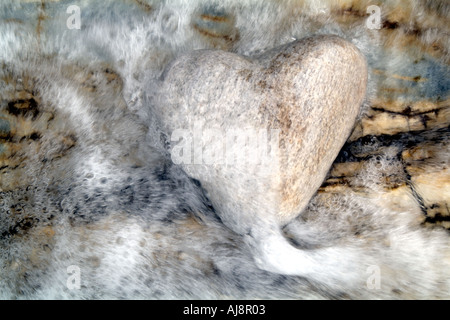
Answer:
xmin=0 ymin=0 xmax=449 ymax=299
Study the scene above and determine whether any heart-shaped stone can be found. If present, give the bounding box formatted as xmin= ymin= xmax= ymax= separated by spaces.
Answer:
xmin=151 ymin=35 xmax=367 ymax=275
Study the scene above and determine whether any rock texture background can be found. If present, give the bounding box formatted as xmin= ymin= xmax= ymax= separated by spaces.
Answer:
xmin=0 ymin=0 xmax=449 ymax=299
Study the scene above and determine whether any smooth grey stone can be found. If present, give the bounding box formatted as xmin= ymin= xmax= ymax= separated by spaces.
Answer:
xmin=152 ymin=35 xmax=367 ymax=277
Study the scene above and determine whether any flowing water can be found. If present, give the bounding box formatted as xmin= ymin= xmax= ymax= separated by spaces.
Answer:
xmin=0 ymin=0 xmax=449 ymax=299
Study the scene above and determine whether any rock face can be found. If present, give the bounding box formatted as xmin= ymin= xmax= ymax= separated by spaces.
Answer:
xmin=154 ymin=35 xmax=367 ymax=233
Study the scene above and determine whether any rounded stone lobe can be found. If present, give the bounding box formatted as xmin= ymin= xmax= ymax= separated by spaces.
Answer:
xmin=263 ymin=36 xmax=368 ymax=223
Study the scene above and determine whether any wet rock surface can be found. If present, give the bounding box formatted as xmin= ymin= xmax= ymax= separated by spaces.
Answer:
xmin=0 ymin=0 xmax=449 ymax=299
xmin=154 ymin=35 xmax=367 ymax=231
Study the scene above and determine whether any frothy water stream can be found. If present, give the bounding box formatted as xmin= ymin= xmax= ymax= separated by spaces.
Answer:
xmin=0 ymin=0 xmax=449 ymax=299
